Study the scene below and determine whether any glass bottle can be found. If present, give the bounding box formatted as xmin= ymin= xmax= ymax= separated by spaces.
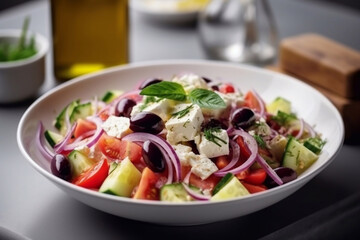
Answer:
xmin=51 ymin=0 xmax=129 ymax=81
xmin=198 ymin=0 xmax=278 ymax=65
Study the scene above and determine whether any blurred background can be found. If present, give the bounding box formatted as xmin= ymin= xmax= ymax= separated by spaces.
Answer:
xmin=1 ymin=0 xmax=360 ymax=11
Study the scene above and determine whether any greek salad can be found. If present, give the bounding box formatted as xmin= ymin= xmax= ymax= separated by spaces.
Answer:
xmin=36 ymin=74 xmax=326 ymax=202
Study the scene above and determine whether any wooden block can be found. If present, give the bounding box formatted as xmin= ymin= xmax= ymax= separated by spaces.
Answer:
xmin=267 ymin=65 xmax=360 ymax=141
xmin=279 ymin=33 xmax=360 ymax=99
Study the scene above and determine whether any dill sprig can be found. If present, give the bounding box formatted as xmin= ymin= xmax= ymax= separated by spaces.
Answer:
xmin=204 ymin=126 xmax=227 ymax=147
xmin=253 ymin=134 xmax=266 ymax=148
xmin=172 ymin=104 xmax=193 ymax=119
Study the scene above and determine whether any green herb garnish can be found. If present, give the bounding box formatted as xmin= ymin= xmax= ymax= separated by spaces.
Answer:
xmin=254 ymin=134 xmax=266 ymax=148
xmin=172 ymin=104 xmax=193 ymax=119
xmin=189 ymin=88 xmax=226 ymax=109
xmin=204 ymin=126 xmax=227 ymax=147
xmin=140 ymin=81 xmax=187 ymax=101
xmin=0 ymin=17 xmax=37 ymax=62
xmin=138 ymin=96 xmax=162 ymax=111
xmin=272 ymin=111 xmax=297 ymax=126
xmin=140 ymin=81 xmax=226 ymax=109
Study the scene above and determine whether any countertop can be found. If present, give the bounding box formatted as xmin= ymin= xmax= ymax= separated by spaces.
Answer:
xmin=1 ymin=0 xmax=360 ymax=239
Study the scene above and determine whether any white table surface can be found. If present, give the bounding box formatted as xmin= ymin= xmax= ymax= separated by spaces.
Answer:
xmin=1 ymin=0 xmax=360 ymax=239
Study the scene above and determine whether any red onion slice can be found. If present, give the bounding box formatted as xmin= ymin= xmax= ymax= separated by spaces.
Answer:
xmin=153 ymin=142 xmax=174 ymax=184
xmin=295 ymin=118 xmax=304 ymax=139
xmin=183 ymin=170 xmax=191 ymax=184
xmin=71 ymin=130 xmax=96 ymax=145
xmin=256 ymin=154 xmax=283 ymax=185
xmin=122 ymin=132 xmax=181 ymax=182
xmin=214 ymin=128 xmax=257 ymax=177
xmin=182 ymin=171 xmax=210 ymax=201
xmin=251 ymin=89 xmax=265 ymax=118
xmin=182 ymin=183 xmax=211 ymax=201
xmin=54 ymin=122 xmax=78 ymax=153
xmin=216 ymin=139 xmax=240 ymax=173
xmin=270 ymin=129 xmax=278 ymax=138
xmin=62 ymin=117 xmax=104 ymax=151
xmin=304 ymin=121 xmax=316 ymax=138
xmin=36 ymin=122 xmax=54 ymax=162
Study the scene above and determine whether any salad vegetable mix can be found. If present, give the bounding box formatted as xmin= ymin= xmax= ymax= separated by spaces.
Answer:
xmin=36 ymin=74 xmax=326 ymax=202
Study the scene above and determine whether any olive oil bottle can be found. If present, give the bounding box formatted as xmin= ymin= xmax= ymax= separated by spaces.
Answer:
xmin=51 ymin=0 xmax=129 ymax=81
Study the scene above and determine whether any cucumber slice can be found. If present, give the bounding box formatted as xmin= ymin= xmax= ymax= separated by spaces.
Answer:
xmin=99 ymin=157 xmax=141 ymax=197
xmin=267 ymin=97 xmax=292 ymax=115
xmin=69 ymin=102 xmax=93 ymax=124
xmin=44 ymin=130 xmax=63 ymax=147
xmin=68 ymin=150 xmax=95 ymax=178
xmin=304 ymin=137 xmax=325 ymax=154
xmin=160 ymin=183 xmax=193 ymax=202
xmin=272 ymin=111 xmax=297 ymax=126
xmin=101 ymin=90 xmax=123 ymax=103
xmin=212 ymin=173 xmax=234 ymax=195
xmin=282 ymin=137 xmax=319 ymax=175
xmin=55 ymin=100 xmax=79 ymax=135
xmin=211 ymin=177 xmax=249 ymax=201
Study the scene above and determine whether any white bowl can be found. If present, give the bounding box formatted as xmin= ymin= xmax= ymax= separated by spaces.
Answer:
xmin=0 ymin=29 xmax=48 ymax=103
xmin=17 ymin=60 xmax=344 ymax=225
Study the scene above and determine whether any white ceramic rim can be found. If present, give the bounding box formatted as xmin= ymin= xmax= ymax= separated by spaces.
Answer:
xmin=17 ymin=59 xmax=344 ymax=208
xmin=0 ymin=29 xmax=48 ymax=69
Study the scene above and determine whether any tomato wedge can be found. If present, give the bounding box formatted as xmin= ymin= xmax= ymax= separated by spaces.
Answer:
xmin=97 ymin=134 xmax=142 ymax=163
xmin=244 ymin=91 xmax=262 ymax=112
xmin=242 ymin=182 xmax=267 ymax=194
xmin=215 ymin=156 xmax=230 ymax=170
xmin=189 ymin=174 xmax=221 ymax=192
xmin=235 ymin=169 xmax=250 ymax=180
xmin=73 ymin=159 xmax=109 ymax=189
xmin=74 ymin=119 xmax=96 ymax=138
xmin=133 ymin=167 xmax=160 ymax=200
xmin=243 ymin=168 xmax=267 ymax=185
xmin=125 ymin=140 xmax=142 ymax=164
xmin=98 ymin=134 xmax=127 ymax=160
xmin=236 ymin=135 xmax=251 ymax=161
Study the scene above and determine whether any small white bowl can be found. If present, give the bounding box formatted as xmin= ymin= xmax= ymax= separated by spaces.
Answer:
xmin=0 ymin=29 xmax=48 ymax=103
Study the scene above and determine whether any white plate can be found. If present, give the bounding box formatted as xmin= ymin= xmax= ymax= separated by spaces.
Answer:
xmin=131 ymin=0 xmax=206 ymax=24
xmin=17 ymin=60 xmax=344 ymax=225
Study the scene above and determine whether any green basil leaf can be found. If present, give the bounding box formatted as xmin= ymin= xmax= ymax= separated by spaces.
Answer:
xmin=140 ymin=81 xmax=187 ymax=101
xmin=189 ymin=89 xmax=226 ymax=109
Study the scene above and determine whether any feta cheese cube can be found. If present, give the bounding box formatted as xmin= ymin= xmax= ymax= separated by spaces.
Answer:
xmin=130 ymin=97 xmax=175 ymax=121
xmin=166 ymin=103 xmax=204 ymax=144
xmin=172 ymin=74 xmax=209 ymax=93
xmin=172 ymin=144 xmax=195 ymax=166
xmin=190 ymin=154 xmax=218 ymax=180
xmin=130 ymin=103 xmax=142 ymax=117
xmin=101 ymin=115 xmax=131 ymax=138
xmin=195 ymin=129 xmax=229 ymax=158
xmin=172 ymin=144 xmax=218 ymax=180
xmin=142 ymin=98 xmax=172 ymax=121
